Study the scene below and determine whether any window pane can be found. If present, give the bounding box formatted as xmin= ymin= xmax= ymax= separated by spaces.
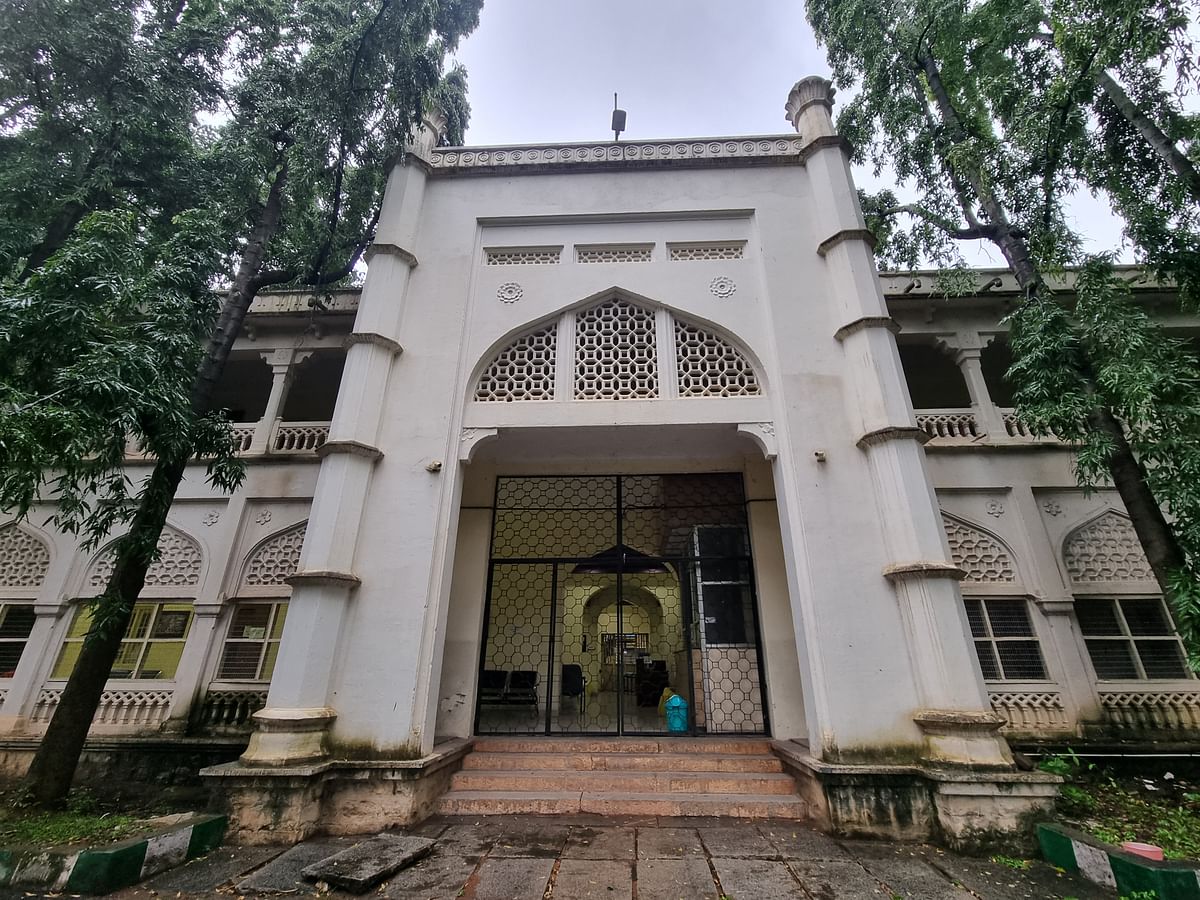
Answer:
xmin=269 ymin=603 xmax=288 ymax=639
xmin=1085 ymin=639 xmax=1139 ymax=679
xmin=1135 ymin=640 xmax=1189 ymax=679
xmin=1076 ymin=600 xmax=1122 ymax=636
xmin=997 ymin=641 xmax=1047 ymax=680
xmin=111 ymin=641 xmax=143 ymax=678
xmin=219 ymin=642 xmax=264 ymax=680
xmin=0 ymin=641 xmax=27 ymax=677
xmin=974 ymin=641 xmax=1001 ymax=679
xmin=261 ymin=641 xmax=281 ymax=681
xmin=138 ymin=641 xmax=185 ymax=679
xmin=126 ymin=604 xmax=154 ymax=639
xmin=964 ymin=599 xmax=988 ymax=638
xmin=150 ymin=606 xmax=192 ymax=640
xmin=51 ymin=642 xmax=83 ymax=679
xmin=986 ymin=600 xmax=1035 ymax=637
xmin=696 ymin=527 xmax=747 ymax=558
xmin=231 ymin=604 xmax=272 ymax=637
xmin=66 ymin=607 xmax=95 ymax=638
xmin=1120 ymin=599 xmax=1172 ymax=636
xmin=0 ymin=605 xmax=35 ymax=639
xmin=699 ymin=584 xmax=749 ymax=644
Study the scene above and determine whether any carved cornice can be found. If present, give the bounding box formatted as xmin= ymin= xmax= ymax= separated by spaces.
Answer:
xmin=834 ymin=316 xmax=901 ymax=342
xmin=882 ymin=561 xmax=967 ymax=581
xmin=345 ymin=331 xmax=403 ymax=355
xmin=856 ymin=426 xmax=931 ymax=450
xmin=364 ymin=243 xmax=418 ymax=268
xmin=315 ymin=440 xmax=384 ymax=461
xmin=430 ymin=136 xmax=807 ymax=175
xmin=817 ymin=228 xmax=877 ymax=258
xmin=913 ymin=708 xmax=1006 ymax=734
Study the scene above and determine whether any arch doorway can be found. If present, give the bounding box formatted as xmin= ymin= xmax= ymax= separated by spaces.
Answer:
xmin=474 ymin=474 xmax=768 ymax=736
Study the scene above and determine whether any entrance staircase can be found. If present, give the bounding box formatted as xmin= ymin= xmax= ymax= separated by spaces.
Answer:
xmin=436 ymin=736 xmax=810 ymax=818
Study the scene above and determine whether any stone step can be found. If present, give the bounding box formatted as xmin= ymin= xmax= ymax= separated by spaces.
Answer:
xmin=471 ymin=736 xmax=773 ymax=755
xmin=300 ymin=834 xmax=434 ymax=893
xmin=461 ymin=751 xmax=784 ymax=773
xmin=436 ymin=790 xmax=809 ymax=819
xmin=451 ymin=769 xmax=798 ymax=795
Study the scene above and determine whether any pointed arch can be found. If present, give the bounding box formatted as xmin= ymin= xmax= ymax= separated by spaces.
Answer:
xmin=87 ymin=524 xmax=203 ymax=589
xmin=941 ymin=513 xmax=1017 ymax=584
xmin=470 ymin=288 xmax=764 ymax=404
xmin=239 ymin=521 xmax=307 ymax=592
xmin=0 ymin=523 xmax=52 ymax=589
xmin=1063 ymin=509 xmax=1153 ymax=583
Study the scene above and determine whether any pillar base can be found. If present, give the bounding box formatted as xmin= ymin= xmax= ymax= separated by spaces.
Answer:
xmin=913 ymin=708 xmax=1012 ymax=768
xmin=240 ymin=707 xmax=337 ymax=767
xmin=201 ymin=739 xmax=471 ymax=844
xmin=772 ymin=740 xmax=1059 ymax=852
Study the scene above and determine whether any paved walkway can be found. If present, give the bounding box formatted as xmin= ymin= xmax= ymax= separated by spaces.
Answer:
xmin=17 ymin=816 xmax=1117 ymax=899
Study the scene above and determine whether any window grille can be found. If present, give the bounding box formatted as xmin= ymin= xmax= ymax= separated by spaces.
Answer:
xmin=574 ymin=299 xmax=659 ymax=400
xmin=52 ymin=602 xmax=194 ymax=680
xmin=964 ymin=598 xmax=1047 ymax=680
xmin=0 ymin=525 xmax=50 ymax=588
xmin=575 ymin=245 xmax=653 ymax=264
xmin=674 ymin=320 xmax=760 ymax=397
xmin=476 ymin=325 xmax=557 ymax=402
xmin=484 ymin=247 xmax=561 ymax=266
xmin=1076 ymin=598 xmax=1192 ymax=680
xmin=667 ymin=242 xmax=745 ymax=261
xmin=217 ymin=602 xmax=289 ymax=681
xmin=0 ymin=603 xmax=35 ymax=677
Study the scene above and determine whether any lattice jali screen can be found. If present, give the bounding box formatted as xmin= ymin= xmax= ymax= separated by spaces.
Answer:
xmin=0 ymin=525 xmax=51 ymax=588
xmin=942 ymin=515 xmax=1016 ymax=583
xmin=476 ymin=325 xmax=557 ymax=402
xmin=1100 ymin=691 xmax=1200 ymax=731
xmin=668 ymin=242 xmax=745 ymax=261
xmin=484 ymin=247 xmax=561 ymax=266
xmin=574 ymin=299 xmax=659 ymax=400
xmin=576 ymin=245 xmax=653 ymax=264
xmin=1064 ymin=511 xmax=1154 ymax=582
xmin=33 ymin=688 xmax=173 ymax=726
xmin=88 ymin=527 xmax=202 ymax=588
xmin=242 ymin=522 xmax=307 ymax=588
xmin=674 ymin=320 xmax=760 ymax=397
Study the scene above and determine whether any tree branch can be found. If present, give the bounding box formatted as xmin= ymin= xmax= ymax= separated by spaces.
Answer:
xmin=879 ymin=203 xmax=998 ymax=239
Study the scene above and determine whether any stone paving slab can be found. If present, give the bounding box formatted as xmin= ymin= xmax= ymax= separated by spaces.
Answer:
xmin=789 ymin=858 xmax=893 ymax=897
xmin=235 ymin=837 xmax=357 ymax=894
xmin=931 ymin=853 xmax=1119 ymax=900
xmin=469 ymin=857 xmax=555 ymax=900
xmin=711 ymin=857 xmax=807 ymax=899
xmin=758 ymin=823 xmax=850 ymax=860
xmin=487 ymin=821 xmax=571 ymax=857
xmin=137 ymin=845 xmax=281 ymax=893
xmin=562 ymin=825 xmax=635 ymax=859
xmin=700 ymin=824 xmax=781 ymax=858
xmin=636 ymin=857 xmax=720 ymax=899
xmin=855 ymin=855 xmax=973 ymax=898
xmin=301 ymin=833 xmax=435 ymax=892
xmin=635 ymin=826 xmax=706 ymax=858
xmin=550 ymin=858 xmax=632 ymax=899
xmin=381 ymin=849 xmax=480 ymax=900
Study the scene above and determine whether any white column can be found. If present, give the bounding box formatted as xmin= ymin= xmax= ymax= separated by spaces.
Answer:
xmin=250 ymin=349 xmax=310 ymax=454
xmin=241 ymin=113 xmax=442 ymax=766
xmin=784 ymin=77 xmax=1009 ymax=766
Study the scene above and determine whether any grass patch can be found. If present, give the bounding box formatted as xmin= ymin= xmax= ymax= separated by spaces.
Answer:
xmin=1041 ymin=752 xmax=1200 ymax=861
xmin=0 ymin=790 xmax=142 ymax=849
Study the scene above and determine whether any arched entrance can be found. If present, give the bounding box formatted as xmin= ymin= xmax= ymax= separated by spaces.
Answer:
xmin=474 ymin=473 xmax=768 ymax=736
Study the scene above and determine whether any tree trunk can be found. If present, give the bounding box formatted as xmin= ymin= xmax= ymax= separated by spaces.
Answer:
xmin=1096 ymin=70 xmax=1200 ymax=205
xmin=915 ymin=49 xmax=1189 ymax=603
xmin=22 ymin=163 xmax=288 ymax=807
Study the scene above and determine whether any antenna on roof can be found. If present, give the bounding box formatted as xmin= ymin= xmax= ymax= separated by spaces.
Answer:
xmin=611 ymin=93 xmax=626 ymax=142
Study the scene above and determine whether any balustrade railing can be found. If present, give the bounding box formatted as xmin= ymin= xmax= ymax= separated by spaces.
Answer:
xmin=230 ymin=424 xmax=256 ymax=453
xmin=272 ymin=421 xmax=330 ymax=453
xmin=194 ymin=687 xmax=268 ymax=734
xmin=915 ymin=409 xmax=981 ymax=441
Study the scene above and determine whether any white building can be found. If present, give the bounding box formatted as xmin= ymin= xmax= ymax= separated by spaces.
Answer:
xmin=1 ymin=78 xmax=1196 ymax=845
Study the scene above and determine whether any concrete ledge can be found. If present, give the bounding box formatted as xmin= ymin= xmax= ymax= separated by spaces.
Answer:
xmin=833 ymin=316 xmax=901 ymax=342
xmin=1038 ymin=822 xmax=1200 ymax=899
xmin=771 ymin=740 xmax=1059 ymax=851
xmin=0 ymin=813 xmax=225 ymax=895
xmin=856 ymin=425 xmax=931 ymax=449
xmin=202 ymin=739 xmax=472 ymax=844
xmin=315 ymin=440 xmax=383 ymax=461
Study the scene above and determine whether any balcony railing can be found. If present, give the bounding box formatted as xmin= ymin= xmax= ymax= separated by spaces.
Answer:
xmin=915 ymin=409 xmax=981 ymax=441
xmin=124 ymin=420 xmax=330 ymax=461
xmin=193 ymin=686 xmax=269 ymax=735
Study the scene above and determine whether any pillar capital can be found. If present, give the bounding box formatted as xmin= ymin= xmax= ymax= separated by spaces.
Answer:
xmin=785 ymin=76 xmax=837 ymax=139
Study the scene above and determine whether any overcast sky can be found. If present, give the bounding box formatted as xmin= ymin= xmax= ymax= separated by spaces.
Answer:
xmin=452 ymin=0 xmax=1125 ymax=264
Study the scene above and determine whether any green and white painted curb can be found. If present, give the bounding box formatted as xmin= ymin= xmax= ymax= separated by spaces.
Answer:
xmin=0 ymin=812 xmax=226 ymax=895
xmin=1038 ymin=822 xmax=1200 ymax=900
